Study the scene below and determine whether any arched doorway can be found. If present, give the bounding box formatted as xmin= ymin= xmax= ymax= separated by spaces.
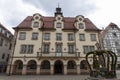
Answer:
xmin=54 ymin=60 xmax=63 ymax=74
xmin=80 ymin=60 xmax=89 ymax=74
xmin=67 ymin=60 xmax=77 ymax=74
xmin=13 ymin=60 xmax=23 ymax=74
xmin=27 ymin=60 xmax=37 ymax=74
xmin=41 ymin=60 xmax=50 ymax=74
xmin=80 ymin=60 xmax=87 ymax=69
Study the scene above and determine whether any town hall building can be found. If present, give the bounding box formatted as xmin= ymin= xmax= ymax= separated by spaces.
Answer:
xmin=6 ymin=7 xmax=100 ymax=75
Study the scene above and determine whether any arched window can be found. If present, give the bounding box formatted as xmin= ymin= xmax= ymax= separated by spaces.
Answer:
xmin=41 ymin=60 xmax=50 ymax=69
xmin=67 ymin=60 xmax=76 ymax=69
xmin=27 ymin=60 xmax=37 ymax=69
xmin=33 ymin=22 xmax=39 ymax=28
xmin=79 ymin=23 xmax=84 ymax=29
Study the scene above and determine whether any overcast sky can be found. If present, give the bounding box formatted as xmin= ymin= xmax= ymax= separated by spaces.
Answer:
xmin=0 ymin=0 xmax=120 ymax=34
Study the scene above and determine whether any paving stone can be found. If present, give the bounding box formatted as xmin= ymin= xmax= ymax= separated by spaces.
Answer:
xmin=0 ymin=74 xmax=120 ymax=80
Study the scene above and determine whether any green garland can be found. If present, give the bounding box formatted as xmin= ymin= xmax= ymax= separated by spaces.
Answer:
xmin=86 ymin=50 xmax=117 ymax=78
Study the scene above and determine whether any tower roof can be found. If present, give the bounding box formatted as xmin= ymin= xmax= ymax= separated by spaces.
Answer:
xmin=55 ymin=6 xmax=63 ymax=16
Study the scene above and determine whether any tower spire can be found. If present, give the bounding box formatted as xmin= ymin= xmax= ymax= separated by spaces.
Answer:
xmin=55 ymin=4 xmax=63 ymax=16
xmin=58 ymin=3 xmax=59 ymax=8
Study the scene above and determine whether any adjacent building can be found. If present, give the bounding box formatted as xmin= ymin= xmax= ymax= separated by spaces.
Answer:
xmin=0 ymin=23 xmax=13 ymax=73
xmin=100 ymin=22 xmax=120 ymax=69
xmin=6 ymin=7 xmax=100 ymax=75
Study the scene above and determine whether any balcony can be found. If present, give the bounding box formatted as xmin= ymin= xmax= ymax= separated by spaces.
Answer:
xmin=37 ymin=52 xmax=80 ymax=58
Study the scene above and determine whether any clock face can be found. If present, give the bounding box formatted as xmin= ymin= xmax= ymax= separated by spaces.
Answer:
xmin=79 ymin=18 xmax=82 ymax=21
xmin=57 ymin=17 xmax=61 ymax=20
xmin=35 ymin=16 xmax=39 ymax=20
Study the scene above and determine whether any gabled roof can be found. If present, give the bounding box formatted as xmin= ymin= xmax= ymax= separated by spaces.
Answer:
xmin=0 ymin=23 xmax=13 ymax=35
xmin=13 ymin=15 xmax=100 ymax=31
xmin=100 ymin=22 xmax=120 ymax=39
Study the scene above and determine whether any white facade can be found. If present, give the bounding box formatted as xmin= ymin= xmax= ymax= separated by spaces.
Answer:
xmin=101 ymin=23 xmax=120 ymax=69
xmin=0 ymin=23 xmax=13 ymax=73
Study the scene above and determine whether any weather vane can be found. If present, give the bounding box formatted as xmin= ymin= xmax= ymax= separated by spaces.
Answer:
xmin=58 ymin=3 xmax=59 ymax=8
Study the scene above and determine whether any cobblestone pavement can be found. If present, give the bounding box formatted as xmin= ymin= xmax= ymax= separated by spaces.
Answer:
xmin=0 ymin=74 xmax=120 ymax=80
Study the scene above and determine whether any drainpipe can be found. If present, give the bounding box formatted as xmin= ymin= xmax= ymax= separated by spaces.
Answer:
xmin=40 ymin=24 xmax=44 ymax=57
xmin=74 ymin=29 xmax=77 ymax=57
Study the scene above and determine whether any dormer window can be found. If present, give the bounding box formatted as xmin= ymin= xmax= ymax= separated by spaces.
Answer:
xmin=79 ymin=23 xmax=84 ymax=29
xmin=56 ymin=22 xmax=61 ymax=28
xmin=33 ymin=22 xmax=39 ymax=28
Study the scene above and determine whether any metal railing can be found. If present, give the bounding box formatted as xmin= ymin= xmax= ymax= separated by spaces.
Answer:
xmin=37 ymin=52 xmax=80 ymax=58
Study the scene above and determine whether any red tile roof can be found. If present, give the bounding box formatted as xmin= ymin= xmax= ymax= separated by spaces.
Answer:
xmin=13 ymin=15 xmax=100 ymax=31
xmin=42 ymin=17 xmax=55 ymax=29
xmin=63 ymin=17 xmax=76 ymax=30
xmin=84 ymin=18 xmax=99 ymax=31
xmin=13 ymin=16 xmax=32 ymax=29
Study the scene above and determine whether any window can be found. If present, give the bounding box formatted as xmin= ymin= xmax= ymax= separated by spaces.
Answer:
xmin=56 ymin=44 xmax=62 ymax=53
xmin=6 ymin=54 xmax=9 ymax=62
xmin=79 ymin=23 xmax=84 ymax=29
xmin=19 ymin=32 xmax=26 ymax=40
xmin=4 ymin=41 xmax=8 ymax=46
xmin=90 ymin=46 xmax=95 ymax=52
xmin=20 ymin=45 xmax=34 ymax=53
xmin=0 ymin=38 xmax=3 ymax=46
xmin=68 ymin=45 xmax=74 ymax=53
xmin=43 ymin=44 xmax=49 ymax=53
xmin=83 ymin=46 xmax=95 ymax=54
xmin=83 ymin=46 xmax=89 ymax=54
xmin=90 ymin=34 xmax=96 ymax=41
xmin=56 ymin=33 xmax=62 ymax=41
xmin=32 ymin=32 xmax=38 ymax=40
xmin=44 ymin=33 xmax=50 ymax=40
xmin=68 ymin=34 xmax=74 ymax=41
xmin=112 ymin=32 xmax=117 ymax=37
xmin=79 ymin=34 xmax=85 ymax=41
xmin=6 ymin=32 xmax=10 ymax=38
xmin=104 ymin=40 xmax=111 ymax=46
xmin=28 ymin=45 xmax=34 ymax=53
xmin=56 ymin=22 xmax=61 ymax=28
xmin=20 ymin=45 xmax=27 ymax=53
xmin=117 ymin=49 xmax=120 ymax=54
xmin=2 ymin=30 xmax=5 ymax=34
xmin=33 ymin=22 xmax=39 ymax=28
xmin=115 ymin=41 xmax=119 ymax=46
xmin=9 ymin=43 xmax=12 ymax=50
xmin=2 ymin=53 xmax=5 ymax=59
